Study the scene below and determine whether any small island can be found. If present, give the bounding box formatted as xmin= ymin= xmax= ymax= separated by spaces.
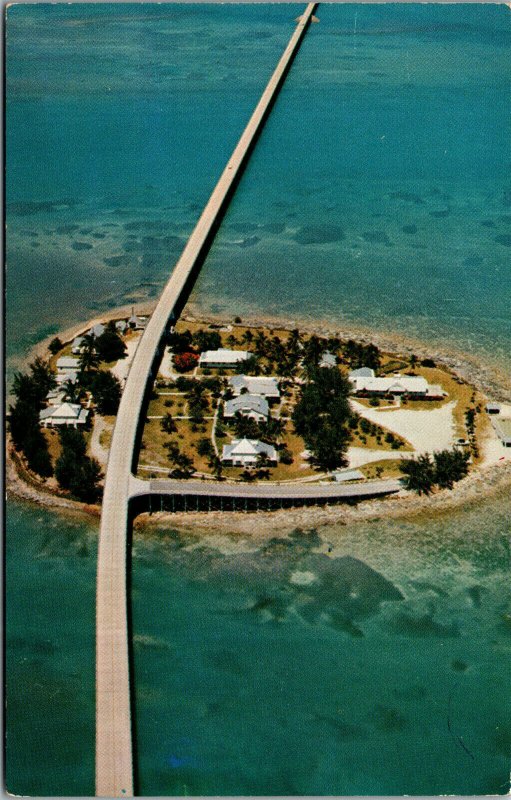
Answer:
xmin=7 ymin=310 xmax=511 ymax=517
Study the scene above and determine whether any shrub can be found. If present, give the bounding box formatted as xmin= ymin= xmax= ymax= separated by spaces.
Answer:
xmin=48 ymin=337 xmax=63 ymax=355
xmin=174 ymin=352 xmax=199 ymax=373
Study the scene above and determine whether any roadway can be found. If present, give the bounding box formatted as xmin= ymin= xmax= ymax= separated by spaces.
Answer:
xmin=95 ymin=5 xmax=318 ymax=796
xmin=129 ymin=475 xmax=402 ymax=502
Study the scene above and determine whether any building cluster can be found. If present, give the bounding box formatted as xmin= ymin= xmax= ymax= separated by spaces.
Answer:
xmin=197 ymin=349 xmax=281 ymax=468
xmin=71 ymin=313 xmax=146 ymax=355
xmin=39 ymin=313 xmax=147 ymax=430
xmin=40 ymin=355 xmax=89 ymax=428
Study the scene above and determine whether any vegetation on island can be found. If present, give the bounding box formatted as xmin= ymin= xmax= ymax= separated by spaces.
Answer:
xmin=292 ymin=367 xmax=353 ymax=471
xmin=55 ymin=428 xmax=103 ymax=503
xmin=9 ymin=357 xmax=56 ymax=477
xmin=8 ymin=315 xmax=491 ymax=507
xmin=399 ymin=449 xmax=470 ymax=494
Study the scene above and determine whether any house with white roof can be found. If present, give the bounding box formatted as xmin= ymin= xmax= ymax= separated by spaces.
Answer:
xmin=199 ymin=349 xmax=252 ymax=369
xmin=349 ymin=367 xmax=376 ymax=379
xmin=221 ymin=438 xmax=277 ymax=467
xmin=128 ymin=314 xmax=147 ymax=330
xmin=89 ymin=323 xmax=105 ymax=339
xmin=228 ymin=375 xmax=280 ymax=400
xmin=46 ymin=389 xmax=66 ymax=406
xmin=72 ymin=336 xmax=85 ymax=355
xmin=57 ymin=356 xmax=80 ymax=373
xmin=56 ymin=356 xmax=81 ymax=385
xmin=40 ymin=402 xmax=89 ymax=428
xmin=320 ymin=351 xmax=337 ymax=369
xmin=224 ymin=394 xmax=269 ymax=422
xmin=349 ymin=373 xmax=445 ymax=399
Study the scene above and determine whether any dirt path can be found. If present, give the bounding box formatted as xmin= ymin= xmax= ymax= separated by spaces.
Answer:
xmin=89 ymin=415 xmax=110 ymax=466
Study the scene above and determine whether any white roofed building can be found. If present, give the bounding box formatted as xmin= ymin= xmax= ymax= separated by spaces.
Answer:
xmin=224 ymin=394 xmax=269 ymax=421
xmin=40 ymin=402 xmax=88 ymax=428
xmin=89 ymin=323 xmax=105 ymax=338
xmin=57 ymin=356 xmax=80 ymax=373
xmin=349 ymin=367 xmax=376 ymax=378
xmin=199 ymin=349 xmax=252 ymax=369
xmin=349 ymin=373 xmax=445 ymax=399
xmin=56 ymin=356 xmax=81 ymax=385
xmin=71 ymin=336 xmax=85 ymax=354
xmin=221 ymin=438 xmax=277 ymax=467
xmin=320 ymin=351 xmax=337 ymax=369
xmin=229 ymin=375 xmax=280 ymax=399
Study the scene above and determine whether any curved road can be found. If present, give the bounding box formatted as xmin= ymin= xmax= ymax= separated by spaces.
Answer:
xmin=96 ymin=5 xmax=318 ymax=796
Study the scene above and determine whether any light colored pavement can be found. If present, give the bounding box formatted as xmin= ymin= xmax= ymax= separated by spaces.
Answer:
xmin=95 ymin=5 xmax=318 ymax=796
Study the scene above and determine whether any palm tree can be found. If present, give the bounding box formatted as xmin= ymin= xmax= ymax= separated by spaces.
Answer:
xmin=61 ymin=379 xmax=83 ymax=404
xmin=78 ymin=334 xmax=99 ymax=373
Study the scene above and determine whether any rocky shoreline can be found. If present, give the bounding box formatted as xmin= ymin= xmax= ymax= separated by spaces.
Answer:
xmin=7 ymin=306 xmax=511 ymax=535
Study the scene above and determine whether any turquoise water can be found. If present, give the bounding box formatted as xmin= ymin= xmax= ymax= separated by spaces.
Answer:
xmin=6 ymin=494 xmax=511 ymax=795
xmin=5 ymin=4 xmax=511 ymax=795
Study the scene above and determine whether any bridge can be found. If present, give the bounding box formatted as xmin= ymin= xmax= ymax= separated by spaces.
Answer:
xmin=96 ymin=5 xmax=318 ymax=796
xmin=129 ymin=475 xmax=402 ymax=514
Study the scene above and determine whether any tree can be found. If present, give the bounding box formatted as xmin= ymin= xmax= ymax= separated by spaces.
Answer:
xmin=95 ymin=325 xmax=127 ymax=363
xmin=293 ymin=367 xmax=353 ymax=471
xmin=174 ymin=352 xmax=199 ymax=373
xmin=197 ymin=438 xmax=213 ymax=458
xmin=89 ymin=371 xmax=122 ymax=415
xmin=208 ymin=454 xmax=223 ymax=480
xmin=433 ymin=449 xmax=470 ymax=488
xmin=167 ymin=329 xmax=193 ymax=354
xmin=399 ymin=454 xmax=435 ymax=495
xmin=61 ymin=379 xmax=84 ymax=404
xmin=160 ymin=413 xmax=177 ymax=434
xmin=29 ymin=357 xmax=56 ymax=400
xmin=164 ymin=441 xmax=195 ymax=477
xmin=9 ymin=360 xmax=55 ymax=477
xmin=235 ymin=355 xmax=260 ymax=376
xmin=55 ymin=428 xmax=102 ymax=503
xmin=279 ymin=447 xmax=293 ymax=465
xmin=49 ymin=337 xmax=63 ymax=355
xmin=78 ymin=334 xmax=99 ymax=373
xmin=192 ymin=329 xmax=221 ymax=352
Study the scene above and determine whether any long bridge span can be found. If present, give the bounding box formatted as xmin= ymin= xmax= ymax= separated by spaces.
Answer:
xmin=129 ymin=475 xmax=402 ymax=514
xmin=96 ymin=5 xmax=318 ymax=796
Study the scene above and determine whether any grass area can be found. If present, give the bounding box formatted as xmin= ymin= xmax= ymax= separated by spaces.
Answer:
xmin=378 ymin=356 xmax=410 ymax=374
xmin=146 ymin=394 xmax=189 ymax=418
xmin=43 ymin=429 xmax=62 ymax=466
xmin=351 ymin=424 xmax=412 ymax=452
xmin=138 ymin=417 xmax=214 ymax=475
xmin=98 ymin=416 xmax=115 ymax=452
xmin=358 ymin=459 xmax=405 ymax=479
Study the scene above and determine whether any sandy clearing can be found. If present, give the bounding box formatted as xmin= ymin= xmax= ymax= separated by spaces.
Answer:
xmin=158 ymin=349 xmax=175 ymax=380
xmin=111 ymin=334 xmax=142 ymax=385
xmin=347 ymin=448 xmax=406 ymax=468
xmin=351 ymin=399 xmax=456 ymax=454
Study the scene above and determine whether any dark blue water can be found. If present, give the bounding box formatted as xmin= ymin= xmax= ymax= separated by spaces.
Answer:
xmin=5 ymin=4 xmax=511 ymax=795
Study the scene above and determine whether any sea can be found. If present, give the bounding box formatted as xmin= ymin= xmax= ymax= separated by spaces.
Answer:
xmin=5 ymin=4 xmax=511 ymax=795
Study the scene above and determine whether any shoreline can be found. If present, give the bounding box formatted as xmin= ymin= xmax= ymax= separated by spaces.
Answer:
xmin=6 ymin=303 xmax=511 ymax=534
